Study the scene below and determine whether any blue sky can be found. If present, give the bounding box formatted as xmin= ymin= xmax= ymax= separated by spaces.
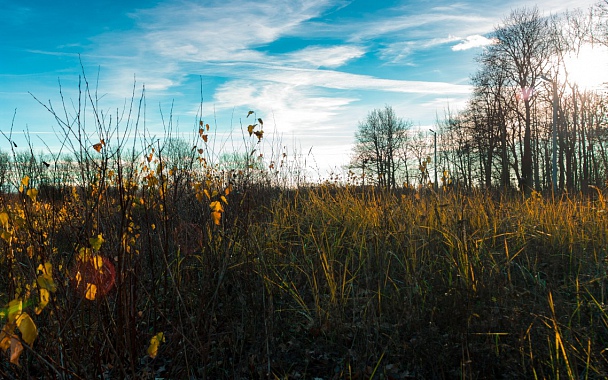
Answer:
xmin=0 ymin=0 xmax=598 ymax=177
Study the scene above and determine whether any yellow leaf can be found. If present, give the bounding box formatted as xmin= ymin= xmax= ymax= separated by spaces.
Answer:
xmin=10 ymin=337 xmax=23 ymax=366
xmin=202 ymin=134 xmax=208 ymax=143
xmin=90 ymin=234 xmax=104 ymax=251
xmin=35 ymin=288 xmax=50 ymax=315
xmin=224 ymin=185 xmax=232 ymax=196
xmin=93 ymin=143 xmax=103 ymax=153
xmin=37 ymin=264 xmax=57 ymax=293
xmin=221 ymin=195 xmax=228 ymax=205
xmin=21 ymin=176 xmax=30 ymax=187
xmin=16 ymin=313 xmax=37 ymax=345
xmin=0 ymin=212 xmax=8 ymax=228
xmin=210 ymin=201 xmax=223 ymax=213
xmin=247 ymin=110 xmax=254 ymax=118
xmin=204 ymin=189 xmax=211 ymax=200
xmin=26 ymin=188 xmax=38 ymax=201
xmin=247 ymin=124 xmax=255 ymax=136
xmin=0 ymin=324 xmax=11 ymax=351
xmin=254 ymin=130 xmax=264 ymax=141
xmin=91 ymin=255 xmax=104 ymax=271
xmin=7 ymin=299 xmax=22 ymax=324
xmin=1 ymin=230 xmax=12 ymax=243
xmin=147 ymin=332 xmax=165 ymax=358
xmin=211 ymin=211 xmax=222 ymax=225
xmin=85 ymin=283 xmax=97 ymax=300
xmin=38 ymin=261 xmax=52 ymax=275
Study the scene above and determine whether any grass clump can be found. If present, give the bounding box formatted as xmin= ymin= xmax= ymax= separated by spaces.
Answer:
xmin=253 ymin=187 xmax=608 ymax=379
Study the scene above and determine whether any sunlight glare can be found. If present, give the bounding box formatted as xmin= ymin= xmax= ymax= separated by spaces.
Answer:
xmin=561 ymin=44 xmax=608 ymax=90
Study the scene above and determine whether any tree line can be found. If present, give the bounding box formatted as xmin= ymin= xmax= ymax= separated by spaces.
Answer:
xmin=352 ymin=3 xmax=608 ymax=194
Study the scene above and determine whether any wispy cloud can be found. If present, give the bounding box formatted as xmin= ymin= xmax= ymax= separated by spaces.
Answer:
xmin=222 ymin=64 xmax=472 ymax=94
xmin=285 ymin=45 xmax=366 ymax=68
xmin=378 ymin=35 xmax=462 ymax=64
xmin=80 ymin=0 xmax=473 ymax=125
xmin=212 ymin=80 xmax=357 ymax=133
xmin=420 ymin=96 xmax=469 ymax=112
xmin=83 ymin=0 xmax=341 ymax=97
xmin=451 ymin=35 xmax=496 ymax=51
xmin=121 ymin=0 xmax=334 ymax=63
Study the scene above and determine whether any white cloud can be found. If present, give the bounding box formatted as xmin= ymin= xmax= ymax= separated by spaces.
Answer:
xmin=258 ymin=67 xmax=473 ymax=94
xmin=378 ymin=41 xmax=415 ymax=64
xmin=122 ymin=0 xmax=334 ymax=63
xmin=379 ymin=35 xmax=461 ymax=63
xmin=285 ymin=45 xmax=366 ymax=68
xmin=350 ymin=12 xmax=494 ymax=42
xmin=189 ymin=60 xmax=473 ymax=96
xmin=83 ymin=0 xmax=476 ymax=102
xmin=420 ymin=96 xmax=469 ymax=113
xmin=451 ymin=35 xmax=496 ymax=51
xmin=212 ymin=80 xmax=357 ymax=132
xmin=207 ymin=78 xmax=361 ymax=178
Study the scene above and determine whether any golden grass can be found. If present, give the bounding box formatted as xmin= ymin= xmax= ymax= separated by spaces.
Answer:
xmin=1 ymin=165 xmax=608 ymax=378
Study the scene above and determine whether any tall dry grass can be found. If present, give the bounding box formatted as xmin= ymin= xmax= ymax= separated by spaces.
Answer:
xmin=0 ymin=75 xmax=606 ymax=378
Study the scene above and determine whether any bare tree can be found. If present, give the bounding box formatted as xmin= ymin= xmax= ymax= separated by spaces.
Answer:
xmin=352 ymin=106 xmax=411 ymax=189
xmin=487 ymin=7 xmax=555 ymax=192
xmin=445 ymin=5 xmax=608 ymax=193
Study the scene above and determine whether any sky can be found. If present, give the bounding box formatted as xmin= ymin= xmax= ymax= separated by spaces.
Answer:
xmin=0 ymin=0 xmax=601 ymax=179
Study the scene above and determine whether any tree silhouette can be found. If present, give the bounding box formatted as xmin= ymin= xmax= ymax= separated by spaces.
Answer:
xmin=352 ymin=106 xmax=411 ymax=189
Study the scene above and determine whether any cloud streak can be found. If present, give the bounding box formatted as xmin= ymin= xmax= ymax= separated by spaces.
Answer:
xmin=122 ymin=0 xmax=334 ymax=63
xmin=284 ymin=45 xmax=366 ymax=69
xmin=452 ymin=35 xmax=496 ymax=51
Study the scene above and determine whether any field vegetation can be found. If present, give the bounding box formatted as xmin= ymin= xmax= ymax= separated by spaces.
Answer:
xmin=0 ymin=79 xmax=607 ymax=380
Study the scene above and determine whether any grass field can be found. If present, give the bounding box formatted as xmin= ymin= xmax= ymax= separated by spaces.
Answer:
xmin=0 ymin=104 xmax=607 ymax=379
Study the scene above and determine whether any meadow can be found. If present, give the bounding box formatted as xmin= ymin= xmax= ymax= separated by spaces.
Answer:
xmin=0 ymin=97 xmax=607 ymax=379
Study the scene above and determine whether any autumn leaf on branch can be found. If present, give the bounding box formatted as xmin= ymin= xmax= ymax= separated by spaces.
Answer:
xmin=16 ymin=313 xmax=37 ymax=346
xmin=211 ymin=211 xmax=222 ymax=225
xmin=147 ymin=332 xmax=165 ymax=358
xmin=92 ymin=139 xmax=106 ymax=152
